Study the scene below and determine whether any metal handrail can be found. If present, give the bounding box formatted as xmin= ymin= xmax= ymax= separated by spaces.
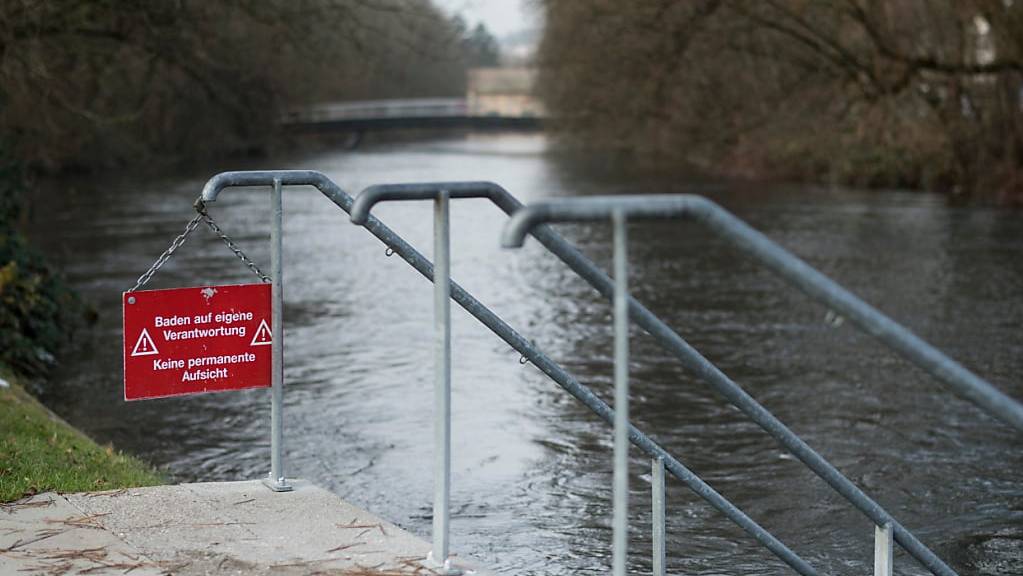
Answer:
xmin=201 ymin=172 xmax=1020 ymax=574
xmin=201 ymin=171 xmax=817 ymax=574
xmin=350 ymin=187 xmax=499 ymax=574
xmin=360 ymin=182 xmax=1021 ymax=575
xmin=503 ymin=195 xmax=1023 ymax=432
xmin=503 ymin=193 xmax=1023 ymax=576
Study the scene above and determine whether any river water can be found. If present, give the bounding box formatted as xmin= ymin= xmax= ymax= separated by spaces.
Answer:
xmin=28 ymin=134 xmax=1022 ymax=575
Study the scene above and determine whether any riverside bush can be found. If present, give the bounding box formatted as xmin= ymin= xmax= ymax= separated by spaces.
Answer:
xmin=0 ymin=158 xmax=83 ymax=377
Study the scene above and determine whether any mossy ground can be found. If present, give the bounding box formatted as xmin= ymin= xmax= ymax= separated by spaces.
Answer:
xmin=0 ymin=370 xmax=163 ymax=502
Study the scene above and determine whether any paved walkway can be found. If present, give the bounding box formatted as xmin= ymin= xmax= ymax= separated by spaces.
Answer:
xmin=1 ymin=480 xmax=478 ymax=575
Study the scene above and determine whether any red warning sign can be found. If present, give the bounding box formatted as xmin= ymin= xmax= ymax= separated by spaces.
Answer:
xmin=123 ymin=284 xmax=272 ymax=400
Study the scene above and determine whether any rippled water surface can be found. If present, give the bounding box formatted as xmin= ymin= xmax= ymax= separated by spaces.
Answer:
xmin=28 ymin=134 xmax=1022 ymax=575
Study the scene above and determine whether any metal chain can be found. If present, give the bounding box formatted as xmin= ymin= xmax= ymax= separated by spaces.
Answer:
xmin=128 ymin=212 xmax=204 ymax=292
xmin=198 ymin=206 xmax=271 ymax=284
xmin=127 ymin=200 xmax=270 ymax=292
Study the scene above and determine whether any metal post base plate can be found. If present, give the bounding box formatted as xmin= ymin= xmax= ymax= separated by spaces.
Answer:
xmin=261 ymin=476 xmax=293 ymax=492
xmin=424 ymin=551 xmax=463 ymax=575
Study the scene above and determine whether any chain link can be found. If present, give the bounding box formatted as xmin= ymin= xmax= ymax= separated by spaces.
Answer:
xmin=127 ymin=200 xmax=270 ymax=292
xmin=199 ymin=208 xmax=271 ymax=284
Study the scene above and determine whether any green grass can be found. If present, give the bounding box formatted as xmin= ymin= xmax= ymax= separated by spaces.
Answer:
xmin=0 ymin=372 xmax=163 ymax=502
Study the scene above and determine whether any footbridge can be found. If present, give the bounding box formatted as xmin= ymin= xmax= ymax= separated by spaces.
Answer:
xmin=282 ymin=98 xmax=544 ymax=133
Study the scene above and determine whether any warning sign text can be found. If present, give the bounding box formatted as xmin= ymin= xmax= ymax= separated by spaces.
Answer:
xmin=123 ymin=284 xmax=272 ymax=400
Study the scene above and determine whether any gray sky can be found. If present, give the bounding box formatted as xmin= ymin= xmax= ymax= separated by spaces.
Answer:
xmin=433 ymin=0 xmax=538 ymax=39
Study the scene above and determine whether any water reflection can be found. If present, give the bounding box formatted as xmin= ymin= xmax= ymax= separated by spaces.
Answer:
xmin=28 ymin=134 xmax=1022 ymax=575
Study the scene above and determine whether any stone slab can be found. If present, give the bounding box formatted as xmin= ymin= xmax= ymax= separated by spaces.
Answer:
xmin=0 ymin=492 xmax=166 ymax=575
xmin=1 ymin=481 xmax=481 ymax=575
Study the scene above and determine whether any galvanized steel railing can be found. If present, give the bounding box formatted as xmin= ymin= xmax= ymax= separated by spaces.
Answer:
xmin=502 ymin=195 xmax=1023 ymax=431
xmin=200 ymin=171 xmax=1022 ymax=576
xmin=350 ymin=187 xmax=496 ymax=573
xmin=501 ymin=194 xmax=1023 ymax=576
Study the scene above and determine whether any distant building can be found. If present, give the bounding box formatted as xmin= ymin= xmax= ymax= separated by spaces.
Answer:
xmin=467 ymin=67 xmax=544 ymax=117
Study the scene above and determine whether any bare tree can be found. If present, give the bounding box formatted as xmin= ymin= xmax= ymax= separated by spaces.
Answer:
xmin=537 ymin=0 xmax=1023 ymax=200
xmin=0 ymin=0 xmax=470 ymax=170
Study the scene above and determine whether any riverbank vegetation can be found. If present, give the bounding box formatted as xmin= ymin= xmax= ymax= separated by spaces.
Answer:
xmin=0 ymin=164 xmax=83 ymax=379
xmin=0 ymin=0 xmax=493 ymax=172
xmin=0 ymin=156 xmax=149 ymax=500
xmin=0 ymin=1 xmax=499 ymax=494
xmin=0 ymin=370 xmax=162 ymax=502
xmin=0 ymin=0 xmax=497 ymax=379
xmin=0 ymin=0 xmax=500 ymax=392
xmin=537 ymin=1 xmax=1023 ymax=202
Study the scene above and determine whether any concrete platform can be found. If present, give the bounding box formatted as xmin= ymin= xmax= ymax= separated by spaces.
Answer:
xmin=1 ymin=480 xmax=480 ymax=575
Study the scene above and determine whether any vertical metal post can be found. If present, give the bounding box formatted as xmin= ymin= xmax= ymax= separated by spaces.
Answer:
xmin=429 ymin=190 xmax=458 ymax=574
xmin=875 ymin=523 xmax=893 ymax=576
xmin=264 ymin=177 xmax=291 ymax=492
xmin=652 ymin=457 xmax=665 ymax=576
xmin=612 ymin=209 xmax=630 ymax=576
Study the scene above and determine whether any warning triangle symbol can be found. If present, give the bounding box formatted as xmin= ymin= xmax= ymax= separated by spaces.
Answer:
xmin=250 ymin=319 xmax=272 ymax=346
xmin=131 ymin=328 xmax=160 ymax=357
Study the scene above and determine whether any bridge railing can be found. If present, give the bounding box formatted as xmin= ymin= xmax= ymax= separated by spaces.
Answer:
xmin=200 ymin=171 xmax=1021 ymax=575
xmin=285 ymin=98 xmax=469 ymax=123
